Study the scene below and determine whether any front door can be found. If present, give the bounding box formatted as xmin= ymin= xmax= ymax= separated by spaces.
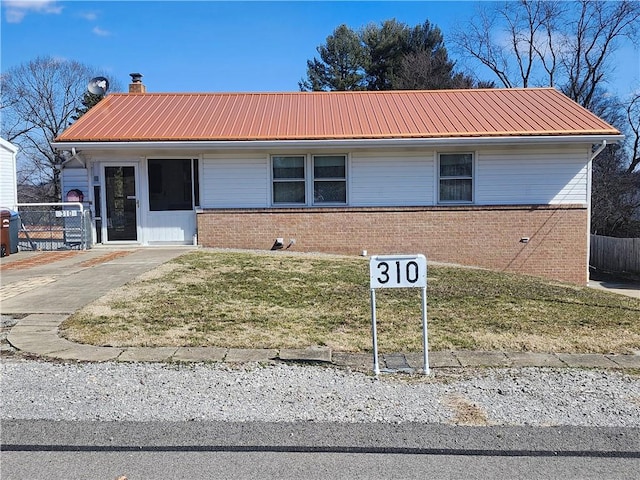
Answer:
xmin=105 ymin=166 xmax=138 ymax=242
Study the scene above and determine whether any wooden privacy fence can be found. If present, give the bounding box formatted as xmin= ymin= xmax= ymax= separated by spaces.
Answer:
xmin=590 ymin=235 xmax=640 ymax=274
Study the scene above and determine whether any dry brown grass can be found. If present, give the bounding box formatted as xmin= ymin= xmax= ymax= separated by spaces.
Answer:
xmin=444 ymin=394 xmax=489 ymax=426
xmin=61 ymin=250 xmax=640 ymax=354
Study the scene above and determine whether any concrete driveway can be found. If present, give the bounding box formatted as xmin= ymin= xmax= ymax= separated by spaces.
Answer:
xmin=588 ymin=273 xmax=640 ymax=299
xmin=1 ymin=247 xmax=192 ymax=314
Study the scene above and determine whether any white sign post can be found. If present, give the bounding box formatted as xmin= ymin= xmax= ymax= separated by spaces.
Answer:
xmin=369 ymin=254 xmax=429 ymax=375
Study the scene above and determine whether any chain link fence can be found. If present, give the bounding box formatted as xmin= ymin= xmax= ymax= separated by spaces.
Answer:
xmin=16 ymin=203 xmax=92 ymax=251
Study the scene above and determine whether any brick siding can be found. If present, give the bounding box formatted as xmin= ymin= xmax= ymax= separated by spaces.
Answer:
xmin=197 ymin=205 xmax=589 ymax=284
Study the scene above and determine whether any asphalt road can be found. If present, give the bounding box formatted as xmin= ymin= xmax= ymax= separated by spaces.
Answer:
xmin=3 ymin=420 xmax=639 ymax=479
xmin=5 ymin=450 xmax=639 ymax=479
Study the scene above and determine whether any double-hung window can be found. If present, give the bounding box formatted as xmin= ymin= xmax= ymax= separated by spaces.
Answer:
xmin=272 ymin=156 xmax=306 ymax=204
xmin=313 ymin=155 xmax=346 ymax=204
xmin=272 ymin=155 xmax=347 ymax=205
xmin=439 ymin=153 xmax=473 ymax=203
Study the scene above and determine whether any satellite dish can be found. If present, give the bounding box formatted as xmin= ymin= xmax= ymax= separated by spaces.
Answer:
xmin=88 ymin=76 xmax=109 ymax=95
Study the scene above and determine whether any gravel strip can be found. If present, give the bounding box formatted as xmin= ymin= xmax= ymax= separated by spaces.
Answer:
xmin=1 ymin=359 xmax=638 ymax=427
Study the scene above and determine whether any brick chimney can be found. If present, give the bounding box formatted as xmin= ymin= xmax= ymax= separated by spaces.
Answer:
xmin=129 ymin=73 xmax=146 ymax=93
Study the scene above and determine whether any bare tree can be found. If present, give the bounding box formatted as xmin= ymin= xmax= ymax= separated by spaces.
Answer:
xmin=454 ymin=6 xmax=515 ymax=87
xmin=591 ymin=145 xmax=640 ymax=236
xmin=453 ymin=0 xmax=639 ymax=109
xmin=626 ymin=93 xmax=640 ymax=174
xmin=563 ymin=1 xmax=640 ymax=109
xmin=395 ymin=50 xmax=493 ymax=90
xmin=501 ymin=0 xmax=563 ymax=87
xmin=452 ymin=0 xmax=564 ymax=88
xmin=586 ymin=91 xmax=640 ymax=236
xmin=0 ymin=56 xmax=114 ymax=202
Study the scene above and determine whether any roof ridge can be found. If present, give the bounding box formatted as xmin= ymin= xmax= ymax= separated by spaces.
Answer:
xmin=108 ymin=87 xmax=559 ymax=97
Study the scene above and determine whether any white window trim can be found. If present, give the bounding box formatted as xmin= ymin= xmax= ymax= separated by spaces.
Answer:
xmin=437 ymin=152 xmax=475 ymax=204
xmin=146 ymin=156 xmax=200 ymax=211
xmin=270 ymin=154 xmax=348 ymax=207
xmin=312 ymin=154 xmax=348 ymax=206
xmin=271 ymin=154 xmax=307 ymax=205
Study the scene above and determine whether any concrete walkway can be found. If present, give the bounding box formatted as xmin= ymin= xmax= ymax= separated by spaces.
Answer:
xmin=2 ymin=247 xmax=639 ymax=372
xmin=588 ymin=279 xmax=640 ymax=299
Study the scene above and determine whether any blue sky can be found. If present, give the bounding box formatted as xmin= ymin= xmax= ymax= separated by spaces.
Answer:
xmin=1 ymin=0 xmax=638 ymax=96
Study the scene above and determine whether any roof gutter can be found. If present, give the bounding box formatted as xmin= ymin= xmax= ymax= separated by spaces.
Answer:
xmin=589 ymin=140 xmax=608 ymax=161
xmin=57 ymin=147 xmax=86 ymax=169
xmin=52 ymin=134 xmax=624 ymax=152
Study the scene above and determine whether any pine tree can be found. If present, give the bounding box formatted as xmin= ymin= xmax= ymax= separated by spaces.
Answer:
xmin=71 ymin=91 xmax=104 ymax=122
xmin=300 ymin=19 xmax=489 ymax=91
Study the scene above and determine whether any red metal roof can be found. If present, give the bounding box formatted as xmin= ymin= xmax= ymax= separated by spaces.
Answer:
xmin=55 ymin=88 xmax=620 ymax=143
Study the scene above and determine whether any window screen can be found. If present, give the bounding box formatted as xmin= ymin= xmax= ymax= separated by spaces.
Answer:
xmin=148 ymin=159 xmax=194 ymax=211
xmin=439 ymin=153 xmax=473 ymax=202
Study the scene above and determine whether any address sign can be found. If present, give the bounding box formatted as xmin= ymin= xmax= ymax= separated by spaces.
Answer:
xmin=369 ymin=254 xmax=427 ymax=289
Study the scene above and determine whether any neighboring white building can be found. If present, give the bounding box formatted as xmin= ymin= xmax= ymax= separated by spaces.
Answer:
xmin=0 ymin=137 xmax=18 ymax=211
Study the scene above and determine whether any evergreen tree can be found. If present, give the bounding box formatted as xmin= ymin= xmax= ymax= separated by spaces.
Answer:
xmin=71 ymin=91 xmax=105 ymax=122
xmin=300 ymin=19 xmax=487 ymax=91
xmin=299 ymin=24 xmax=367 ymax=91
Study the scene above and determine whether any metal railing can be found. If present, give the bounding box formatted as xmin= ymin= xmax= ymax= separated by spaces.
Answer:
xmin=16 ymin=202 xmax=92 ymax=251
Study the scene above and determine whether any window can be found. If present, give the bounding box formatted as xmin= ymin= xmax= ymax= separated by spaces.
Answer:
xmin=272 ymin=155 xmax=347 ymax=205
xmin=313 ymin=155 xmax=346 ymax=204
xmin=272 ymin=156 xmax=305 ymax=204
xmin=148 ymin=159 xmax=198 ymax=211
xmin=439 ymin=153 xmax=473 ymax=203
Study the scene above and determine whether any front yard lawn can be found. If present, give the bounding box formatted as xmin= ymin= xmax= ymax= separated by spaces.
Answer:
xmin=61 ymin=250 xmax=640 ymax=354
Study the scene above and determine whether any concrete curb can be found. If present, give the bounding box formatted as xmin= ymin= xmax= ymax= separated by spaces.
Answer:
xmin=6 ymin=314 xmax=640 ymax=371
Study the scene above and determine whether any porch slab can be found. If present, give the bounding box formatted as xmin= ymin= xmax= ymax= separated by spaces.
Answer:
xmin=279 ymin=346 xmax=332 ymax=363
xmin=173 ymin=347 xmax=227 ymax=362
xmin=556 ymin=353 xmax=620 ymax=369
xmin=118 ymin=347 xmax=178 ymax=362
xmin=225 ymin=348 xmax=278 ymax=363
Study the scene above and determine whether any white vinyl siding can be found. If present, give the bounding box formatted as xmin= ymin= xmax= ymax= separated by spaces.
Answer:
xmin=476 ymin=147 xmax=589 ymax=205
xmin=146 ymin=211 xmax=195 ymax=244
xmin=350 ymin=153 xmax=434 ymax=206
xmin=60 ymin=168 xmax=89 ymax=202
xmin=0 ymin=139 xmax=18 ymax=210
xmin=202 ymin=154 xmax=269 ymax=208
xmin=169 ymin=146 xmax=588 ymax=209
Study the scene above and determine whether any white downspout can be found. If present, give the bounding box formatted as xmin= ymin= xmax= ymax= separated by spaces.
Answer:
xmin=586 ymin=140 xmax=607 ymax=284
xmin=590 ymin=140 xmax=607 ymax=161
